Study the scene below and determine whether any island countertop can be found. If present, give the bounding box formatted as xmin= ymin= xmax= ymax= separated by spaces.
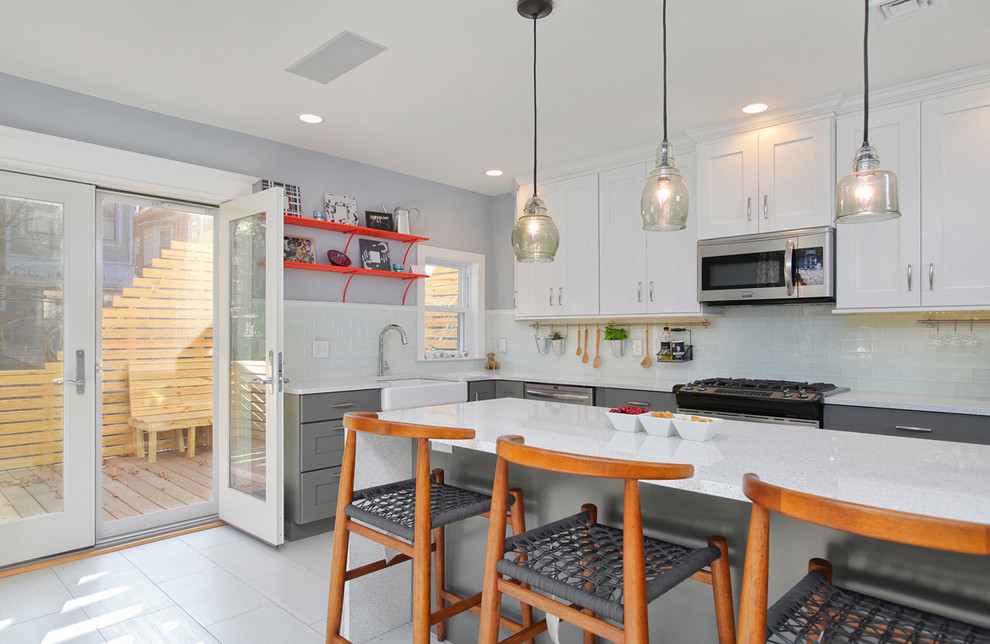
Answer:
xmin=377 ymin=397 xmax=990 ymax=526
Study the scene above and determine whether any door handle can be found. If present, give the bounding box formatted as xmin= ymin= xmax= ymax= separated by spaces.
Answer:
xmin=54 ymin=349 xmax=85 ymax=394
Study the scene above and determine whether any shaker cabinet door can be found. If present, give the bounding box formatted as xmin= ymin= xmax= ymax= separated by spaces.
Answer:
xmin=599 ymin=163 xmax=649 ymax=314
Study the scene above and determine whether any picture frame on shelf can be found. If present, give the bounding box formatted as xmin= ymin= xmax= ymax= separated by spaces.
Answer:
xmin=364 ymin=211 xmax=394 ymax=231
xmin=255 ymin=179 xmax=302 ymax=217
xmin=284 ymin=235 xmax=315 ymax=264
xmin=359 ymin=239 xmax=391 ymax=271
xmin=324 ymin=193 xmax=358 ymax=225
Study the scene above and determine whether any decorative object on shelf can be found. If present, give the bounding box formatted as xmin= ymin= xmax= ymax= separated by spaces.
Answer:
xmin=327 ymin=249 xmax=351 ymax=267
xmin=641 ymin=0 xmax=689 ymax=232
xmin=324 ymin=193 xmax=358 ymax=225
xmin=284 ymin=235 xmax=315 ymax=263
xmin=835 ymin=0 xmax=900 ymax=224
xmin=359 ymin=239 xmax=391 ymax=270
xmin=312 ymin=210 xmax=327 ymax=221
xmin=255 ymin=179 xmax=302 ymax=217
xmin=392 ymin=263 xmax=405 ymax=272
xmin=486 ymin=352 xmax=500 ymax=370
xmin=511 ymin=0 xmax=559 ymax=264
xmin=365 ymin=210 xmax=394 ymax=231
xmin=604 ymin=324 xmax=628 ymax=357
xmin=656 ymin=327 xmax=693 ymax=362
xmin=550 ymin=329 xmax=565 ymax=355
xmin=393 ymin=207 xmax=420 ymax=235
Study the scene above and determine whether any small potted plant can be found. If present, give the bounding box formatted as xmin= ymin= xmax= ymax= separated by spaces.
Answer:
xmin=603 ymin=324 xmax=628 ymax=357
xmin=550 ymin=330 xmax=565 ymax=355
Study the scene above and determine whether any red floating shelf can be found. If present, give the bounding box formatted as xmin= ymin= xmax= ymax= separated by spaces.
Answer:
xmin=283 ymin=215 xmax=429 ymax=244
xmin=283 ymin=261 xmax=427 ymax=281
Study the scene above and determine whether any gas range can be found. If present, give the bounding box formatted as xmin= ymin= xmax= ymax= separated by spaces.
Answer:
xmin=673 ymin=378 xmax=849 ymax=427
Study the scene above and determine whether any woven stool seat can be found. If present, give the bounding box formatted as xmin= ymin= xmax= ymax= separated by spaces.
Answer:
xmin=765 ymin=570 xmax=990 ymax=644
xmin=495 ymin=510 xmax=721 ymax=623
xmin=345 ymin=476 xmax=505 ymax=542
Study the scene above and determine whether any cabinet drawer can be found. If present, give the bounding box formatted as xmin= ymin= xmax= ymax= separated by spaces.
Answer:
xmin=597 ymin=387 xmax=675 ymax=411
xmin=299 ymin=467 xmax=342 ymax=524
xmin=468 ymin=380 xmax=495 ymax=402
xmin=301 ymin=421 xmax=346 ymax=472
xmin=300 ymin=389 xmax=379 ymax=423
xmin=495 ymin=380 xmax=524 ymax=399
xmin=823 ymin=405 xmax=990 ymax=446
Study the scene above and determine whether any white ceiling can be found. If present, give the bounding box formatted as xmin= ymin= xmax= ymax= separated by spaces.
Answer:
xmin=2 ymin=1 xmax=990 ymax=196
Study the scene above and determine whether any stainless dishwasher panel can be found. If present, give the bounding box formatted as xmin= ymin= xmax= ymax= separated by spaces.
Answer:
xmin=523 ymin=383 xmax=595 ymax=406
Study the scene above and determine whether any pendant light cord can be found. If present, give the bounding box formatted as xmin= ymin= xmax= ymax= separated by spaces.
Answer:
xmin=862 ymin=0 xmax=870 ymax=148
xmin=662 ymin=0 xmax=668 ymax=144
xmin=532 ymin=13 xmax=539 ymax=198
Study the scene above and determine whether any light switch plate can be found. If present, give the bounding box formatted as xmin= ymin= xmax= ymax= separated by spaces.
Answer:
xmin=498 ymin=337 xmax=507 ymax=352
xmin=312 ymin=339 xmax=330 ymax=358
xmin=632 ymin=339 xmax=644 ymax=356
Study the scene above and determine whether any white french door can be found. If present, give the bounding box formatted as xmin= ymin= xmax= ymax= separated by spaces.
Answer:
xmin=0 ymin=170 xmax=97 ymax=567
xmin=216 ymin=188 xmax=285 ymax=546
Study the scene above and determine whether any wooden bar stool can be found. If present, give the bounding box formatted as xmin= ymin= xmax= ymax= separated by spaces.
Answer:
xmin=326 ymin=412 xmax=534 ymax=644
xmin=479 ymin=435 xmax=737 ymax=644
xmin=738 ymin=473 xmax=990 ymax=644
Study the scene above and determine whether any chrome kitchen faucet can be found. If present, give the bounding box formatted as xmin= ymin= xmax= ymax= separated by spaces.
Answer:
xmin=377 ymin=324 xmax=408 ymax=376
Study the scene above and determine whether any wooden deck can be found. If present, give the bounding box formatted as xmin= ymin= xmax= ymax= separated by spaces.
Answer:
xmin=0 ymin=448 xmax=214 ymax=523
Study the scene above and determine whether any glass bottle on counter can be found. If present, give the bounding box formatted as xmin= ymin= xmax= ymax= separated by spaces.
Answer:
xmin=659 ymin=326 xmax=673 ymax=360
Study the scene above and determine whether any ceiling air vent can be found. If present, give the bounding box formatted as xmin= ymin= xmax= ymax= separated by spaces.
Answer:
xmin=287 ymin=31 xmax=387 ymax=85
xmin=869 ymin=0 xmax=946 ymax=24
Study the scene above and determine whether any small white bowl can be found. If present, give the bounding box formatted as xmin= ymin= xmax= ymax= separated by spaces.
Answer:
xmin=639 ymin=412 xmax=676 ymax=437
xmin=607 ymin=411 xmax=643 ymax=433
xmin=672 ymin=414 xmax=722 ymax=442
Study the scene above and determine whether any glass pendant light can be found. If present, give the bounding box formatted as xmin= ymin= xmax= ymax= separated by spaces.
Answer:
xmin=641 ymin=0 xmax=689 ymax=232
xmin=835 ymin=0 xmax=900 ymax=223
xmin=512 ymin=0 xmax=559 ymax=263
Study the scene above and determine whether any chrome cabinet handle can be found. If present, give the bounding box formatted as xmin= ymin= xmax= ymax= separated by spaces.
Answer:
xmin=627 ymin=401 xmax=650 ymax=406
xmin=763 ymin=195 xmax=768 ymax=220
xmin=333 ymin=425 xmax=345 ymax=431
xmin=907 ymin=265 xmax=912 ymax=292
xmin=558 ymin=287 xmax=563 ymax=306
xmin=784 ymin=239 xmax=795 ymax=296
xmin=333 ymin=402 xmax=355 ymax=408
xmin=747 ymin=197 xmax=752 ymax=221
xmin=513 ymin=291 xmax=517 ymax=308
xmin=895 ymin=425 xmax=933 ymax=433
xmin=637 ymin=282 xmax=642 ymax=302
xmin=929 ymin=263 xmax=934 ymax=290
xmin=332 ymin=472 xmax=342 ymax=479
xmin=649 ymin=281 xmax=655 ymax=302
xmin=549 ymin=288 xmax=553 ymax=305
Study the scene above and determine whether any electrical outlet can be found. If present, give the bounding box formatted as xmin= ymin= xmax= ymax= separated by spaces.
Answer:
xmin=312 ymin=340 xmax=330 ymax=358
xmin=632 ymin=339 xmax=644 ymax=356
xmin=498 ymin=337 xmax=508 ymax=352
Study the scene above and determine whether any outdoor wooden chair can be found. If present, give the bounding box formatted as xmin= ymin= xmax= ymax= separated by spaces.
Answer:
xmin=478 ymin=434 xmax=736 ymax=644
xmin=326 ymin=412 xmax=534 ymax=644
xmin=738 ymin=472 xmax=990 ymax=643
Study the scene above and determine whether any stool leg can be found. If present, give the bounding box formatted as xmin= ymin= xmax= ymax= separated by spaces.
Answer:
xmin=508 ymin=488 xmax=535 ymax=644
xmin=434 ymin=525 xmax=447 ymax=642
xmin=412 ymin=439 xmax=432 ymax=644
xmin=327 ymin=428 xmax=357 ymax=643
xmin=708 ymin=535 xmax=737 ymax=644
xmin=479 ymin=455 xmax=511 ymax=644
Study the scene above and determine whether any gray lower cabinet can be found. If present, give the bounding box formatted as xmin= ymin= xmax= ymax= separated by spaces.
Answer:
xmin=284 ymin=388 xmax=379 ymax=540
xmin=467 ymin=380 xmax=495 ymax=401
xmin=495 ymin=380 xmax=524 ymax=399
xmin=596 ymin=386 xmax=675 ymax=411
xmin=823 ymin=404 xmax=990 ymax=446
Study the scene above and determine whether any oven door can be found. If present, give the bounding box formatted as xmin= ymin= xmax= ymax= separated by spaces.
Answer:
xmin=697 ymin=227 xmax=834 ymax=303
xmin=677 ymin=407 xmax=821 ymax=428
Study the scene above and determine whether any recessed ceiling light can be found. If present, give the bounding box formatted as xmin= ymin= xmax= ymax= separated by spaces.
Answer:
xmin=299 ymin=113 xmax=324 ymax=124
xmin=486 ymin=169 xmax=504 ymax=177
xmin=742 ymin=103 xmax=768 ymax=115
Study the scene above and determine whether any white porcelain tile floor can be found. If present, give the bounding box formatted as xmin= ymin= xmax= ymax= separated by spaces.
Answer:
xmin=0 ymin=527 xmax=356 ymax=644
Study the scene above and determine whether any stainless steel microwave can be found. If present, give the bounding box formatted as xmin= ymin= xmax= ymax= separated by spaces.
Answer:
xmin=697 ymin=226 xmax=835 ymax=304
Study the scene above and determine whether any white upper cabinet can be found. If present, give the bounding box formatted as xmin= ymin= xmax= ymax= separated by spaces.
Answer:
xmin=836 ymin=103 xmax=922 ymax=309
xmin=920 ymin=86 xmax=990 ymax=308
xmin=599 ymin=154 xmax=703 ymax=316
xmin=696 ymin=118 xmax=835 ymax=240
xmin=514 ymin=173 xmax=599 ymax=318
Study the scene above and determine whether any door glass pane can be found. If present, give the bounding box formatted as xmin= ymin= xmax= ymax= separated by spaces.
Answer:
xmin=0 ymin=195 xmax=64 ymax=522
xmin=100 ymin=198 xmax=214 ymax=526
xmin=229 ymin=214 xmax=267 ymax=499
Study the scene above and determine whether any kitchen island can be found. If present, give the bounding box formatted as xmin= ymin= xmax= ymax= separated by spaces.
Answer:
xmin=341 ymin=398 xmax=990 ymax=642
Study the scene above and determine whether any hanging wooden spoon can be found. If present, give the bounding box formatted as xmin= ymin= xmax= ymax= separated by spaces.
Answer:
xmin=582 ymin=327 xmax=589 ymax=363
xmin=576 ymin=324 xmax=582 ymax=356
xmin=593 ymin=327 xmax=602 ymax=369
xmin=641 ymin=327 xmax=652 ymax=368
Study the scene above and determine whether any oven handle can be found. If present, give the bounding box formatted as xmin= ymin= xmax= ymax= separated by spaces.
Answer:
xmin=784 ymin=239 xmax=795 ymax=296
xmin=525 ymin=389 xmax=592 ymax=402
xmin=677 ymin=407 xmax=820 ymax=428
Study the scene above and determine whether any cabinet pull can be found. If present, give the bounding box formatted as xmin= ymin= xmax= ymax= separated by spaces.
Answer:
xmin=907 ymin=264 xmax=912 ymax=292
xmin=649 ymin=281 xmax=655 ymax=302
xmin=895 ymin=425 xmax=933 ymax=433
xmin=637 ymin=282 xmax=642 ymax=302
xmin=558 ymin=287 xmax=563 ymax=306
xmin=747 ymin=197 xmax=752 ymax=221
xmin=473 ymin=393 xmax=480 ymax=401
xmin=549 ymin=288 xmax=554 ymax=305
xmin=627 ymin=401 xmax=650 ymax=406
xmin=332 ymin=402 xmax=355 ymax=408
xmin=333 ymin=425 xmax=345 ymax=432
xmin=763 ymin=195 xmax=768 ymax=220
xmin=332 ymin=472 xmax=342 ymax=479
xmin=929 ymin=263 xmax=934 ymax=290
xmin=513 ymin=290 xmax=517 ymax=308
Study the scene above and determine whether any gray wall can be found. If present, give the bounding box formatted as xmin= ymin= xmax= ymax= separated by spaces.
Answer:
xmin=487 ymin=192 xmax=517 ymax=310
xmin=0 ymin=72 xmax=516 ymax=307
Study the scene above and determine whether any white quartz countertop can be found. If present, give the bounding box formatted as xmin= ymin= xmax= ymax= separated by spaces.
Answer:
xmin=377 ymin=398 xmax=990 ymax=525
